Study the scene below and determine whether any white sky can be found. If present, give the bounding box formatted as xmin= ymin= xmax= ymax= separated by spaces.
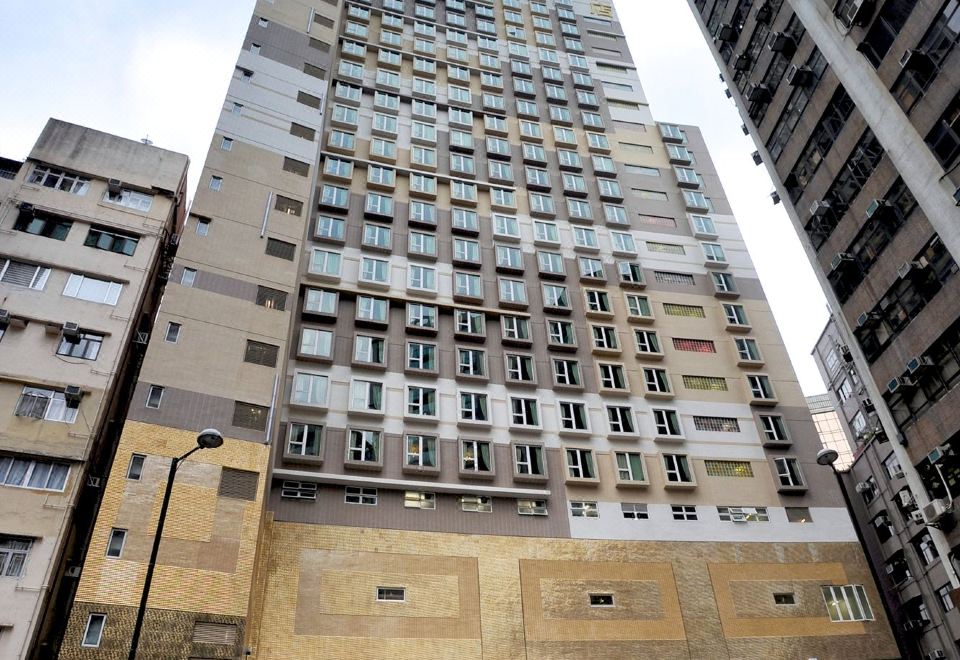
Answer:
xmin=0 ymin=0 xmax=829 ymax=394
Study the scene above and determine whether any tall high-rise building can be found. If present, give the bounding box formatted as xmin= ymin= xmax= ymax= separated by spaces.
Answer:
xmin=0 ymin=120 xmax=188 ymax=659
xmin=57 ymin=1 xmax=895 ymax=658
xmin=689 ymin=0 xmax=960 ymax=657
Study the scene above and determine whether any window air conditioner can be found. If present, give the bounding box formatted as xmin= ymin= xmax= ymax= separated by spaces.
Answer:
xmin=108 ymin=178 xmax=122 ymax=194
xmin=0 ymin=308 xmax=9 ymax=329
xmin=927 ymin=650 xmax=947 ymax=660
xmin=61 ymin=322 xmax=81 ymax=343
xmin=906 ymin=356 xmax=934 ymax=374
xmin=734 ymin=53 xmax=751 ymax=71
xmin=844 ymin=0 xmax=875 ymax=27
xmin=755 ymin=2 xmax=772 ymax=24
xmin=857 ymin=311 xmax=881 ymax=328
xmin=717 ymin=24 xmax=739 ymax=42
xmin=898 ymin=490 xmax=914 ymax=507
xmin=769 ymin=32 xmax=796 ymax=54
xmin=810 ymin=199 xmax=832 ymax=216
xmin=864 ymin=399 xmax=876 ymax=413
xmin=897 ymin=260 xmax=928 ymax=279
xmin=64 ymin=566 xmax=82 ymax=578
xmin=900 ymin=49 xmax=934 ymax=73
xmin=865 ymin=198 xmax=890 ymax=219
xmin=830 ymin=252 xmax=855 ymax=271
xmin=785 ymin=64 xmax=812 ymax=86
xmin=910 ymin=509 xmax=925 ymax=524
xmin=887 ymin=376 xmax=915 ymax=394
xmin=747 ymin=83 xmax=772 ymax=103
xmin=840 ymin=345 xmax=853 ymax=362
xmin=63 ymin=385 xmax=82 ymax=406
xmin=854 ymin=481 xmax=870 ymax=493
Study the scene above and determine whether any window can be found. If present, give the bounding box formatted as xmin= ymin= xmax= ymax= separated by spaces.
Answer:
xmin=208 ymin=176 xmax=223 ymax=191
xmin=362 ymin=224 xmax=392 ymax=250
xmin=672 ymin=505 xmax=697 ymax=521
xmin=310 ymin=249 xmax=342 ymax=277
xmin=459 ymin=392 xmax=489 ymax=422
xmin=345 ymin=486 xmax=377 ymax=505
xmin=408 ymin=265 xmax=436 ymax=292
xmin=586 ymin=290 xmax=612 ymax=314
xmin=15 ymin=386 xmax=79 ymax=423
xmin=454 ymin=272 xmax=482 ymax=299
xmin=543 ymin=284 xmax=570 ymax=309
xmin=775 ymin=457 xmax=805 ymax=488
xmin=304 ymin=289 xmax=336 ymax=315
xmin=748 ymin=375 xmax=776 ymax=401
xmin=461 ymin=495 xmax=493 ymax=512
xmin=347 ymin=429 xmax=380 ymax=465
xmin=360 ymin=257 xmax=389 ymax=285
xmin=0 ymin=456 xmax=69 ymax=491
xmin=735 ymin=338 xmax=762 ymax=362
xmin=405 ymin=435 xmax=437 ymax=469
xmin=499 ymin=278 xmax=527 ymax=305
xmin=724 ymin=304 xmax=749 ymax=327
xmin=616 ymin=452 xmax=646 ymax=483
xmin=63 ymin=274 xmax=122 ymax=305
xmin=644 ymin=368 xmax=671 ymax=394
xmin=406 ymin=386 xmax=437 ymax=417
xmin=404 ymin=491 xmax=436 ymax=510
xmin=81 ymin=613 xmax=106 ymax=648
xmin=14 ymin=211 xmax=72 ymax=240
xmin=56 ymin=331 xmax=103 ymax=360
xmin=350 ymin=380 xmax=384 ymax=414
xmin=510 ymin=397 xmax=540 ymax=428
xmin=287 ymin=423 xmax=323 ymax=457
xmin=461 ymin=439 xmax=493 ymax=473
xmin=457 ymin=348 xmax=486 ymax=377
xmin=547 ymin=320 xmax=576 ymax=347
xmin=579 ymin=257 xmax=604 ymax=280
xmin=126 ymin=454 xmax=145 ymax=480
xmin=353 ymin=335 xmax=385 ymax=365
xmin=663 ymin=454 xmax=693 ymax=484
xmin=455 ymin=309 xmax=485 ymax=336
xmin=28 ymin=166 xmax=89 ymax=194
xmin=291 ymin=372 xmax=329 ymax=407
xmin=502 ymin=316 xmax=531 ymax=342
xmin=938 ymin=583 xmax=955 ymax=613
xmin=566 ymin=448 xmax=596 ymax=479
xmin=598 ymin=363 xmax=627 ymax=390
xmin=626 ymin=295 xmax=652 ymax=319
xmin=559 ymin=401 xmax=589 ymax=432
xmin=180 ymin=268 xmax=197 ymax=287
xmin=571 ymin=501 xmax=599 ymax=517
xmin=406 ymin=303 xmax=436 ymax=331
xmin=407 ymin=342 xmax=437 ymax=371
xmin=517 ymin=499 xmax=548 ymax=516
xmin=106 ymin=529 xmax=126 ymax=558
xmin=634 ymin=331 xmax=660 ymax=355
xmin=145 ymin=385 xmax=164 ymax=409
xmin=786 ymin=507 xmax=812 ymax=523
xmin=0 ymin=535 xmax=32 ymax=577
xmin=821 ymin=585 xmax=874 ymax=622
xmin=515 ymin=444 xmax=546 ymax=477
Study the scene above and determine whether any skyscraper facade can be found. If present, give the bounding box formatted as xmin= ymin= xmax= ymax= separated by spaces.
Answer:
xmin=690 ymin=0 xmax=960 ymax=657
xmin=0 ymin=120 xmax=188 ymax=659
xmin=58 ymin=1 xmax=894 ymax=658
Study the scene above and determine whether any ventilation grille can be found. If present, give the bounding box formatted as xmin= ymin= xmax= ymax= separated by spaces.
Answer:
xmin=232 ymin=401 xmax=269 ymax=431
xmin=191 ymin=621 xmax=237 ymax=645
xmin=218 ymin=468 xmax=259 ymax=501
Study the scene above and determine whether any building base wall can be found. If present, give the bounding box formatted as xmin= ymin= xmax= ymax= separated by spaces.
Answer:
xmin=245 ymin=521 xmax=899 ymax=660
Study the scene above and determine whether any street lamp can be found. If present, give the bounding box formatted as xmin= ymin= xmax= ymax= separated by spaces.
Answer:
xmin=127 ymin=429 xmax=223 ymax=660
xmin=817 ymin=447 xmax=840 ymax=467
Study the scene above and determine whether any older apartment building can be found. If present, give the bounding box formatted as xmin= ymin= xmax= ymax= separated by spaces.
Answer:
xmin=59 ymin=0 xmax=894 ymax=658
xmin=0 ymin=121 xmax=188 ymax=659
xmin=690 ymin=0 xmax=960 ymax=657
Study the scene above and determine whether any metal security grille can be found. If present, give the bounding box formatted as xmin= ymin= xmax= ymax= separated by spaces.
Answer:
xmin=704 ymin=460 xmax=754 ymax=478
xmin=654 ymin=271 xmax=696 ymax=286
xmin=647 ymin=242 xmax=685 ymax=255
xmin=682 ymin=375 xmax=728 ymax=391
xmin=265 ymin=238 xmax=296 ymax=261
xmin=662 ymin=303 xmax=705 ymax=318
xmin=243 ymin=340 xmax=279 ymax=367
xmin=672 ymin=338 xmax=716 ymax=353
xmin=255 ymin=286 xmax=287 ymax=311
xmin=290 ymin=123 xmax=316 ymax=140
xmin=282 ymin=157 xmax=310 ymax=176
xmin=191 ymin=621 xmax=238 ymax=644
xmin=231 ymin=401 xmax=269 ymax=431
xmin=274 ymin=195 xmax=303 ymax=216
xmin=693 ymin=416 xmax=740 ymax=432
xmin=218 ymin=468 xmax=259 ymax=501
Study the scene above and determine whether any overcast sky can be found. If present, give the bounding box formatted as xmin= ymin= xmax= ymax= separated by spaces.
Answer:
xmin=0 ymin=0 xmax=830 ymax=394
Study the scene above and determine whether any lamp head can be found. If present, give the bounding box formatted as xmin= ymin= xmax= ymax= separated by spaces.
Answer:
xmin=197 ymin=428 xmax=224 ymax=449
xmin=816 ymin=447 xmax=840 ymax=467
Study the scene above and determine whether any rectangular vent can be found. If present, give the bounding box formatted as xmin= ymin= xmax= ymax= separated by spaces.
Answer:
xmin=232 ymin=401 xmax=269 ymax=431
xmin=243 ymin=340 xmax=279 ymax=367
xmin=218 ymin=468 xmax=259 ymax=501
xmin=191 ymin=621 xmax=238 ymax=645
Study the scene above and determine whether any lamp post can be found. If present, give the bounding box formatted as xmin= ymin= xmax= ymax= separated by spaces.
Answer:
xmin=127 ymin=429 xmax=224 ymax=660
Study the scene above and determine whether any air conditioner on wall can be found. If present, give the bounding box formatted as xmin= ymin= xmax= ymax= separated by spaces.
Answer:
xmin=810 ymin=200 xmax=832 ymax=216
xmin=785 ymin=64 xmax=813 ymax=87
xmin=854 ymin=481 xmax=870 ymax=493
xmin=921 ymin=498 xmax=951 ymax=524
xmin=906 ymin=356 xmax=934 ymax=374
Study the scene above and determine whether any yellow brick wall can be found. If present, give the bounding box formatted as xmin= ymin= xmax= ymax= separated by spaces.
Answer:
xmin=245 ymin=522 xmax=899 ymax=660
xmin=73 ymin=421 xmax=269 ymax=617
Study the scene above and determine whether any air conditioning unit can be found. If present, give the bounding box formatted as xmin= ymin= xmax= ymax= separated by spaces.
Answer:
xmin=771 ymin=191 xmax=781 ymax=205
xmin=61 ymin=321 xmax=81 ymax=342
xmin=785 ymin=64 xmax=813 ymax=86
xmin=864 ymin=398 xmax=876 ymax=413
xmin=751 ymin=151 xmax=762 ymax=165
xmin=887 ymin=376 xmax=916 ymax=394
xmin=910 ymin=509 xmax=925 ymax=524
xmin=810 ymin=199 xmax=832 ymax=216
xmin=733 ymin=53 xmax=751 ymax=71
xmin=902 ymin=619 xmax=919 ymax=632
xmin=922 ymin=498 xmax=951 ymax=524
xmin=865 ymin=198 xmax=890 ymax=219
xmin=64 ymin=565 xmax=82 ymax=578
xmin=899 ymin=490 xmax=914 ymax=507
xmin=898 ymin=260 xmax=927 ymax=279
xmin=857 ymin=311 xmax=881 ymax=328
xmin=840 ymin=345 xmax=853 ymax=362
xmin=830 ymin=252 xmax=855 ymax=271
xmin=844 ymin=0 xmax=875 ymax=26
xmin=755 ymin=2 xmax=772 ymax=23
xmin=927 ymin=445 xmax=947 ymax=464
xmin=717 ymin=23 xmax=739 ymax=42
xmin=892 ymin=470 xmax=905 ymax=479
xmin=769 ymin=32 xmax=796 ymax=54
xmin=63 ymin=385 xmax=82 ymax=405
xmin=86 ymin=476 xmax=102 ymax=488
xmin=928 ymin=649 xmax=948 ymax=659
xmin=747 ymin=83 xmax=772 ymax=103
xmin=741 ymin=123 xmax=749 ymax=136
xmin=907 ymin=356 xmax=934 ymax=374
xmin=0 ymin=308 xmax=9 ymax=329
xmin=855 ymin=481 xmax=871 ymax=493
xmin=900 ymin=48 xmax=934 ymax=73
xmin=725 ymin=88 xmax=733 ymax=98
xmin=108 ymin=178 xmax=122 ymax=194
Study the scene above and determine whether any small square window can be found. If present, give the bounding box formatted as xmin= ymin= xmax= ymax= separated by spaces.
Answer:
xmin=127 ymin=454 xmax=145 ymax=480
